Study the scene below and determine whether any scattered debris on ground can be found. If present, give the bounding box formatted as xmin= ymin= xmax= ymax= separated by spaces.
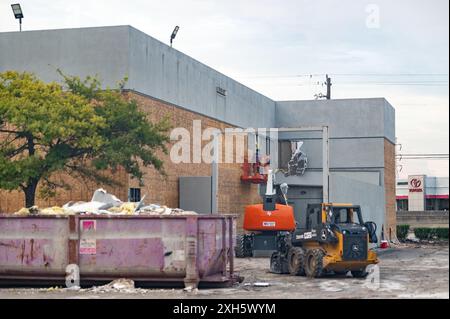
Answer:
xmin=36 ymin=279 xmax=161 ymax=295
xmin=13 ymin=188 xmax=197 ymax=216
xmin=0 ymin=243 xmax=447 ymax=299
xmin=87 ymin=279 xmax=149 ymax=294
xmin=183 ymin=286 xmax=199 ymax=293
xmin=244 ymin=282 xmax=270 ymax=287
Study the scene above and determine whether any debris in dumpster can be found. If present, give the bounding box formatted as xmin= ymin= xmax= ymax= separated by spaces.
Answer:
xmin=40 ymin=206 xmax=73 ymax=215
xmin=91 ymin=188 xmax=122 ymax=206
xmin=134 ymin=195 xmax=147 ymax=212
xmin=13 ymin=188 xmax=197 ymax=216
xmin=118 ymin=202 xmax=136 ymax=215
xmin=62 ymin=200 xmax=112 ymax=214
xmin=14 ymin=207 xmax=31 ymax=215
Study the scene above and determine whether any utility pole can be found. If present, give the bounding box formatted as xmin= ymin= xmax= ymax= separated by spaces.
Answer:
xmin=313 ymin=74 xmax=332 ymax=100
xmin=325 ymin=74 xmax=332 ymax=100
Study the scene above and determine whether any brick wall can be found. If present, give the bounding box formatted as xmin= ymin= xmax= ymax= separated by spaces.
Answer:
xmin=0 ymin=91 xmax=261 ymax=230
xmin=384 ymin=139 xmax=397 ymax=239
xmin=127 ymin=91 xmax=261 ymax=229
xmin=0 ymin=169 xmax=128 ymax=214
xmin=397 ymin=211 xmax=449 ymax=229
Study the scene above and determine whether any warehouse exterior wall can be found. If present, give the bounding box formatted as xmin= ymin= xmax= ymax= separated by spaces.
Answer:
xmin=0 ymin=26 xmax=130 ymax=90
xmin=275 ymin=98 xmax=395 ymax=143
xmin=0 ymin=26 xmax=397 ymax=235
xmin=125 ymin=91 xmax=261 ymax=229
xmin=275 ymin=98 xmax=397 ymax=239
xmin=0 ymin=26 xmax=276 ymax=129
xmin=0 ymin=25 xmax=262 ymax=225
xmin=0 ymin=92 xmax=261 ymax=229
xmin=127 ymin=27 xmax=276 ymax=129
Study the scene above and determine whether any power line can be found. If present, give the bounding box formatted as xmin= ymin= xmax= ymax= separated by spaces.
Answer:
xmin=249 ymin=82 xmax=448 ymax=87
xmin=238 ymin=75 xmax=448 ymax=87
xmin=396 ymin=153 xmax=449 ymax=160
xmin=396 ymin=158 xmax=449 ymax=160
xmin=397 ymin=154 xmax=449 ymax=156
xmin=238 ymin=73 xmax=449 ymax=79
xmin=330 ymin=73 xmax=449 ymax=77
xmin=338 ymin=83 xmax=448 ymax=87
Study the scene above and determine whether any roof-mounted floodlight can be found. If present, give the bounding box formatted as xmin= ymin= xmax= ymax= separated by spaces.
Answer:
xmin=11 ymin=3 xmax=24 ymax=31
xmin=170 ymin=26 xmax=180 ymax=47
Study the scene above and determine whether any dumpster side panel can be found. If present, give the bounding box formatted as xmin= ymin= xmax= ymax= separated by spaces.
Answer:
xmin=78 ymin=217 xmax=187 ymax=277
xmin=197 ymin=217 xmax=235 ymax=279
xmin=201 ymin=219 xmax=225 ymax=277
xmin=0 ymin=217 xmax=69 ymax=274
xmin=0 ymin=215 xmax=237 ymax=286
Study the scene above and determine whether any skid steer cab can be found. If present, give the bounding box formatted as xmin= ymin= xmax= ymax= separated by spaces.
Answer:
xmin=270 ymin=203 xmax=379 ymax=278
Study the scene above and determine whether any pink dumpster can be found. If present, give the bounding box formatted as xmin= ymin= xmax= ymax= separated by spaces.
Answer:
xmin=0 ymin=214 xmax=238 ymax=288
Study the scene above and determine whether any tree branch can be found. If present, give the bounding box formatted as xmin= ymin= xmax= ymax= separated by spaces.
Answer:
xmin=42 ymin=176 xmax=69 ymax=189
xmin=0 ymin=134 xmax=22 ymax=148
xmin=3 ymin=143 xmax=28 ymax=158
xmin=65 ymin=163 xmax=122 ymax=187
xmin=0 ymin=129 xmax=23 ymax=134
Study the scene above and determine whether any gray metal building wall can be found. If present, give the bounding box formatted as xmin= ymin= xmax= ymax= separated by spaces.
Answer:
xmin=0 ymin=26 xmax=276 ymax=129
xmin=275 ymin=98 xmax=395 ymax=142
xmin=0 ymin=26 xmax=130 ymax=91
xmin=274 ymin=98 xmax=396 ymax=239
xmin=127 ymin=27 xmax=276 ymax=129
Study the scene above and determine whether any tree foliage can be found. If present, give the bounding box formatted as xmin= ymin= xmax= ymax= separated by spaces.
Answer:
xmin=0 ymin=70 xmax=170 ymax=207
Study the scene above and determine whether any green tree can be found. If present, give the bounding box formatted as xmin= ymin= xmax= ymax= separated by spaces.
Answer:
xmin=0 ymin=70 xmax=170 ymax=208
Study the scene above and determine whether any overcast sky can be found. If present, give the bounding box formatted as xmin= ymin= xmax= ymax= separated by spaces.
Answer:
xmin=1 ymin=0 xmax=448 ymax=178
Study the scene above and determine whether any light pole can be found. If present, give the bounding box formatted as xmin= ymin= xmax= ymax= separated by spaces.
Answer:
xmin=170 ymin=26 xmax=179 ymax=47
xmin=11 ymin=3 xmax=24 ymax=32
xmin=325 ymin=74 xmax=332 ymax=100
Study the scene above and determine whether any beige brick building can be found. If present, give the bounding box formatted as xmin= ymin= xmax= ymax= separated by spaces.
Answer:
xmin=0 ymin=90 xmax=261 ymax=230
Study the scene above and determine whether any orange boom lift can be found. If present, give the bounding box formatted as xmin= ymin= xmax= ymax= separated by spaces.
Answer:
xmin=236 ymin=170 xmax=296 ymax=257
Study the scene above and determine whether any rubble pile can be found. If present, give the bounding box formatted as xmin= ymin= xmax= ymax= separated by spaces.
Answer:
xmin=87 ymin=279 xmax=146 ymax=294
xmin=13 ymin=188 xmax=197 ymax=216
